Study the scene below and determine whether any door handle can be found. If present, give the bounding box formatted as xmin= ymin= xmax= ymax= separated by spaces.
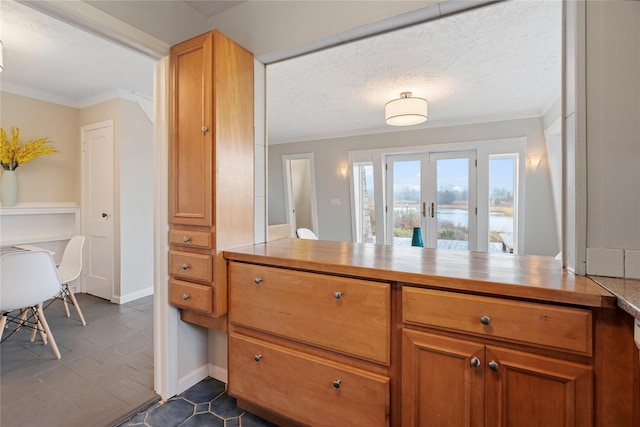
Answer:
xmin=431 ymin=202 xmax=435 ymax=218
xmin=101 ymin=212 xmax=109 ymax=218
xmin=421 ymin=202 xmax=426 ymax=218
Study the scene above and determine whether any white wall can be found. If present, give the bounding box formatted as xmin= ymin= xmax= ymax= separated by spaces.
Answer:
xmin=269 ymin=116 xmax=558 ymax=256
xmin=119 ymin=99 xmax=154 ymax=301
xmin=584 ymin=1 xmax=640 ymax=278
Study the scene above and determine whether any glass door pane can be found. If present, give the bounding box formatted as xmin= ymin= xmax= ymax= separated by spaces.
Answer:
xmin=489 ymin=156 xmax=516 ymax=253
xmin=428 ymin=152 xmax=476 ymax=251
xmin=386 ymin=156 xmax=425 ymax=247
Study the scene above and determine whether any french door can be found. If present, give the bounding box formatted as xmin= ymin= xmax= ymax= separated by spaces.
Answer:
xmin=427 ymin=151 xmax=477 ymax=251
xmin=386 ymin=151 xmax=476 ymax=251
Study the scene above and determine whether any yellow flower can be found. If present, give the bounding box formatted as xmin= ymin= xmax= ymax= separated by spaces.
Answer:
xmin=0 ymin=127 xmax=59 ymax=171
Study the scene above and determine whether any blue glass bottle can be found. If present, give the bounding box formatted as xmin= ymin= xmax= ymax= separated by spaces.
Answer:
xmin=411 ymin=227 xmax=424 ymax=247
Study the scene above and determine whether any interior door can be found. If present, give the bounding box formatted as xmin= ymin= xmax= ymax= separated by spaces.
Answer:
xmin=81 ymin=121 xmax=114 ymax=301
xmin=283 ymin=154 xmax=318 ymax=237
xmin=427 ymin=151 xmax=477 ymax=251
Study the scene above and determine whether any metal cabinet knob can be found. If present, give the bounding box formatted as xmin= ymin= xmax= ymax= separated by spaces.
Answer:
xmin=333 ymin=291 xmax=342 ymax=299
xmin=102 ymin=212 xmax=108 ymax=218
xmin=201 ymin=126 xmax=208 ymax=134
xmin=183 ymin=236 xmax=190 ymax=243
xmin=182 ymin=264 xmax=189 ymax=270
xmin=254 ymin=277 xmax=262 ymax=284
xmin=470 ymin=357 xmax=481 ymax=368
xmin=254 ymin=354 xmax=262 ymax=362
xmin=332 ymin=380 xmax=341 ymax=389
xmin=182 ymin=294 xmax=189 ymax=300
xmin=488 ymin=361 xmax=500 ymax=371
xmin=480 ymin=315 xmax=491 ymax=325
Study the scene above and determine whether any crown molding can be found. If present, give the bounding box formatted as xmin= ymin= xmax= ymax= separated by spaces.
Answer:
xmin=16 ymin=0 xmax=170 ymax=60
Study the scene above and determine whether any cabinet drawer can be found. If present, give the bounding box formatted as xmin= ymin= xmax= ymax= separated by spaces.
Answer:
xmin=169 ymin=250 xmax=212 ymax=282
xmin=229 ymin=333 xmax=389 ymax=427
xmin=169 ymin=279 xmax=212 ymax=313
xmin=403 ymin=287 xmax=592 ymax=356
xmin=170 ymin=229 xmax=212 ymax=249
xmin=229 ymin=262 xmax=391 ymax=364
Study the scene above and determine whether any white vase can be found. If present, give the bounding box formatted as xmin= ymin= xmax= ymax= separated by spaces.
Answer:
xmin=2 ymin=170 xmax=18 ymax=207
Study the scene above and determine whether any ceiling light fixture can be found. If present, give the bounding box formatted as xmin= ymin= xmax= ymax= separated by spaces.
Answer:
xmin=385 ymin=92 xmax=427 ymax=126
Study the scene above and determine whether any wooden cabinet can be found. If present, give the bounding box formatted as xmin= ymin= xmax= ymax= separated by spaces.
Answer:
xmin=228 ymin=261 xmax=392 ymax=426
xmin=402 ymin=287 xmax=594 ymax=427
xmin=168 ymin=30 xmax=254 ymax=322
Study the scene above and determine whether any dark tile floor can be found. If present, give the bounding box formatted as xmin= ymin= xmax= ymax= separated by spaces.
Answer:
xmin=1 ymin=293 xmax=157 ymax=427
xmin=116 ymin=377 xmax=277 ymax=427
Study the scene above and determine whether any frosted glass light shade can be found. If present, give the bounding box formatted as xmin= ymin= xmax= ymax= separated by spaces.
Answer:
xmin=385 ymin=92 xmax=427 ymax=126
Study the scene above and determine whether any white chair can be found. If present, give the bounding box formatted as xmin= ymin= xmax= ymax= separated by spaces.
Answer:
xmin=1 ymin=250 xmax=62 ymax=359
xmin=54 ymin=235 xmax=87 ymax=326
xmin=296 ymin=228 xmax=318 ymax=240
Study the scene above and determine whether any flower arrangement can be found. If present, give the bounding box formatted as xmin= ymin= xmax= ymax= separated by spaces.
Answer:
xmin=0 ymin=127 xmax=59 ymax=171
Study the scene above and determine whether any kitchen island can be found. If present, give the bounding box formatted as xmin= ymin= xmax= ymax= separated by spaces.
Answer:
xmin=224 ymin=238 xmax=638 ymax=426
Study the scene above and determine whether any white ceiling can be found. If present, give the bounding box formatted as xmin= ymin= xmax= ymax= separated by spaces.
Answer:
xmin=0 ymin=0 xmax=561 ymax=144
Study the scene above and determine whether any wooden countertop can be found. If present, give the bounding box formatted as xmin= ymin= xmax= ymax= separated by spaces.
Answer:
xmin=224 ymin=238 xmax=616 ymax=309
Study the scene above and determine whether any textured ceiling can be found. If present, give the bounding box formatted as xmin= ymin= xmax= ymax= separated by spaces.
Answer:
xmin=267 ymin=0 xmax=561 ymax=143
xmin=0 ymin=0 xmax=561 ymax=144
xmin=1 ymin=0 xmax=154 ymax=107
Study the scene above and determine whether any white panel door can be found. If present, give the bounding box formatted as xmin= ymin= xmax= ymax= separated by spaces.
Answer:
xmin=81 ymin=121 xmax=114 ymax=301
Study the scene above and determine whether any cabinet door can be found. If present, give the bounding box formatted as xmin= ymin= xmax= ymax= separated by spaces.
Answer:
xmin=169 ymin=32 xmax=213 ymax=226
xmin=402 ymin=329 xmax=485 ymax=427
xmin=485 ymin=346 xmax=593 ymax=427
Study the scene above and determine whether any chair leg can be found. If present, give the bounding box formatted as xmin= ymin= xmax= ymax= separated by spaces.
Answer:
xmin=16 ymin=308 xmax=27 ymax=331
xmin=65 ymin=285 xmax=86 ymax=326
xmin=35 ymin=304 xmax=60 ymax=359
xmin=0 ymin=315 xmax=6 ymax=341
xmin=29 ymin=307 xmax=47 ymax=345
xmin=61 ymin=288 xmax=71 ymax=318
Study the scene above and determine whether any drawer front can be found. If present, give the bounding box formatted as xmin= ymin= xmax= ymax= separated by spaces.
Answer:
xmin=229 ymin=333 xmax=389 ymax=427
xmin=229 ymin=262 xmax=391 ymax=364
xmin=170 ymin=229 xmax=212 ymax=249
xmin=169 ymin=279 xmax=212 ymax=313
xmin=170 ymin=250 xmax=212 ymax=282
xmin=403 ymin=287 xmax=592 ymax=355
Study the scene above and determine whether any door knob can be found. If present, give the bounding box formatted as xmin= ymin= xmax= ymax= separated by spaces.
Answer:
xmin=102 ymin=212 xmax=109 ymax=218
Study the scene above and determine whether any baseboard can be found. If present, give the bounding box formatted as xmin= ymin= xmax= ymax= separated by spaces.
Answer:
xmin=114 ymin=286 xmax=154 ymax=304
xmin=208 ymin=363 xmax=228 ymax=384
xmin=177 ymin=364 xmax=210 ymax=395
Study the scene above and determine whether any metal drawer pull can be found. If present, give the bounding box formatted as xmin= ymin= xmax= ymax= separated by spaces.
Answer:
xmin=182 ymin=294 xmax=189 ymax=300
xmin=480 ymin=315 xmax=491 ymax=325
xmin=488 ymin=361 xmax=500 ymax=371
xmin=183 ymin=236 xmax=190 ymax=243
xmin=254 ymin=277 xmax=262 ymax=284
xmin=254 ymin=354 xmax=262 ymax=362
xmin=333 ymin=291 xmax=342 ymax=299
xmin=201 ymin=126 xmax=208 ymax=134
xmin=332 ymin=380 xmax=341 ymax=389
xmin=182 ymin=264 xmax=189 ymax=270
xmin=470 ymin=357 xmax=481 ymax=368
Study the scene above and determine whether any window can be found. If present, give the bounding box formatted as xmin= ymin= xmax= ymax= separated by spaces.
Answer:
xmin=489 ymin=155 xmax=518 ymax=253
xmin=349 ymin=138 xmax=526 ymax=253
xmin=352 ymin=162 xmax=376 ymax=243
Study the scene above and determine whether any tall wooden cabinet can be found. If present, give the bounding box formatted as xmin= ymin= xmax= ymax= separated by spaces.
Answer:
xmin=169 ymin=30 xmax=254 ymax=324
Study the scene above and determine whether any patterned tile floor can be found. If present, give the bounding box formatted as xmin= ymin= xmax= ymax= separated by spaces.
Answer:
xmin=116 ymin=377 xmax=277 ymax=427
